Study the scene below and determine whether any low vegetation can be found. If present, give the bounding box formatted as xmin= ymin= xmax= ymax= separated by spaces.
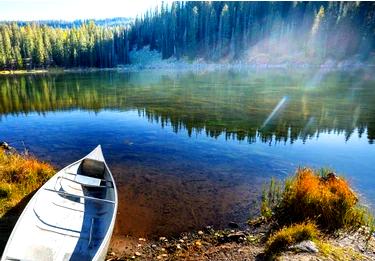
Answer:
xmin=265 ymin=222 xmax=319 ymax=255
xmin=256 ymin=167 xmax=375 ymax=257
xmin=260 ymin=168 xmax=372 ymax=231
xmin=0 ymin=148 xmax=54 ymax=217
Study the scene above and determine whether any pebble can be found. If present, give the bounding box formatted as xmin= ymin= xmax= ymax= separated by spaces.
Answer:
xmin=138 ymin=237 xmax=146 ymax=242
xmin=179 ymin=239 xmax=184 ymax=243
xmin=176 ymin=244 xmax=182 ymax=250
xmin=135 ymin=251 xmax=142 ymax=256
xmin=289 ymin=240 xmax=319 ymax=253
xmin=229 ymin=222 xmax=239 ymax=229
xmin=198 ymin=230 xmax=204 ymax=235
xmin=131 ymin=256 xmax=136 ymax=259
xmin=183 ymin=236 xmax=188 ymax=240
xmin=159 ymin=237 xmax=166 ymax=241
xmin=161 ymin=247 xmax=166 ymax=252
xmin=151 ymin=244 xmax=157 ymax=248
xmin=161 ymin=254 xmax=168 ymax=257
xmin=137 ymin=244 xmax=142 ymax=247
xmin=195 ymin=240 xmax=202 ymax=246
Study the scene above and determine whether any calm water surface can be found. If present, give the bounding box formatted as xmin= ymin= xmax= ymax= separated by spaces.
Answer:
xmin=1 ymin=68 xmax=375 ymax=238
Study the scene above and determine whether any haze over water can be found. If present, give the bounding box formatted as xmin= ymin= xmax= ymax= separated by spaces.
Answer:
xmin=0 ymin=68 xmax=374 ymax=237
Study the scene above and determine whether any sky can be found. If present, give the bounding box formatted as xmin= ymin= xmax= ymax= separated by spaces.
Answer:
xmin=0 ymin=0 xmax=174 ymax=21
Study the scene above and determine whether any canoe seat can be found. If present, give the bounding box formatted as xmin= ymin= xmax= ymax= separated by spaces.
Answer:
xmin=75 ymin=175 xmax=101 ymax=186
xmin=80 ymin=159 xmax=105 ymax=179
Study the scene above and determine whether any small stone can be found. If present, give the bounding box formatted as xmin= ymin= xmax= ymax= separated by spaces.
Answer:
xmin=159 ymin=237 xmax=166 ymax=241
xmin=289 ymin=240 xmax=319 ymax=253
xmin=178 ymin=239 xmax=184 ymax=243
xmin=161 ymin=253 xmax=168 ymax=257
xmin=176 ymin=244 xmax=182 ymax=250
xmin=227 ymin=231 xmax=247 ymax=242
xmin=198 ymin=230 xmax=204 ymax=235
xmin=0 ymin=142 xmax=11 ymax=150
xmin=183 ymin=236 xmax=188 ymax=240
xmin=137 ymin=244 xmax=142 ymax=247
xmin=161 ymin=247 xmax=166 ymax=252
xmin=151 ymin=244 xmax=157 ymax=248
xmin=138 ymin=237 xmax=146 ymax=242
xmin=228 ymin=222 xmax=239 ymax=229
xmin=156 ymin=255 xmax=162 ymax=260
xmin=357 ymin=245 xmax=365 ymax=253
xmin=195 ymin=240 xmax=202 ymax=246
xmin=131 ymin=256 xmax=136 ymax=259
xmin=135 ymin=252 xmax=142 ymax=256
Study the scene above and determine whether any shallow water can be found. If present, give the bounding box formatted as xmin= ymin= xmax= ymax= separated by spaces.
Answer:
xmin=0 ymin=68 xmax=375 ymax=237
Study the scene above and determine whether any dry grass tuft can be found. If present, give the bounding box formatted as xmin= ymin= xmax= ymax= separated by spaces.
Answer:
xmin=0 ymin=149 xmax=54 ymax=217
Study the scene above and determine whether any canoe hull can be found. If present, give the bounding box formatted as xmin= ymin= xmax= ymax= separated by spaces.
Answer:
xmin=1 ymin=145 xmax=118 ymax=261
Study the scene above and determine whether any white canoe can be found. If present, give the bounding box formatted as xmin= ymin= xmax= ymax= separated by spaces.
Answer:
xmin=1 ymin=145 xmax=118 ymax=261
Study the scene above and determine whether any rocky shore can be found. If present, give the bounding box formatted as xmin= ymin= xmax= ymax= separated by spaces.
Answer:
xmin=106 ymin=218 xmax=375 ymax=261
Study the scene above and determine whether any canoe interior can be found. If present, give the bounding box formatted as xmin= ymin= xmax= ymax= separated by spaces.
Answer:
xmin=2 ymin=148 xmax=116 ymax=261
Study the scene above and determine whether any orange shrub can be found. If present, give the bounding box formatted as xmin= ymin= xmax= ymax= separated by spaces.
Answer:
xmin=276 ymin=168 xmax=363 ymax=231
xmin=0 ymin=149 xmax=54 ymax=217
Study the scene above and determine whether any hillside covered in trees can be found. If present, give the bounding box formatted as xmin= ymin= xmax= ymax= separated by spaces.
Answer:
xmin=0 ymin=1 xmax=374 ymax=70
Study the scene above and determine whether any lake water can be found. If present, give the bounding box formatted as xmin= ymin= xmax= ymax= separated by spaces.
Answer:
xmin=1 ymin=68 xmax=375 ymax=238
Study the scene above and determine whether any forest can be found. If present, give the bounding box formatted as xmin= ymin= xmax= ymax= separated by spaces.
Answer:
xmin=0 ymin=1 xmax=374 ymax=70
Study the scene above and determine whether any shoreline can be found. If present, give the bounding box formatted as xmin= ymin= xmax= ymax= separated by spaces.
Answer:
xmin=0 ymin=61 xmax=374 ymax=76
xmin=107 ymin=222 xmax=375 ymax=260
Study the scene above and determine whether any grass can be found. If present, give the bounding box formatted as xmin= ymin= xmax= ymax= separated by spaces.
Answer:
xmin=265 ymin=221 xmax=319 ymax=255
xmin=316 ymin=241 xmax=366 ymax=260
xmin=259 ymin=168 xmax=373 ymax=232
xmin=0 ymin=149 xmax=54 ymax=217
xmin=254 ymin=168 xmax=375 ymax=258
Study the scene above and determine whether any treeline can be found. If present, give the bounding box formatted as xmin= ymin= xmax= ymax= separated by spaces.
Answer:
xmin=130 ymin=1 xmax=375 ymax=61
xmin=0 ymin=2 xmax=375 ymax=70
xmin=0 ymin=22 xmax=130 ymax=69
xmin=14 ymin=17 xmax=133 ymax=28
